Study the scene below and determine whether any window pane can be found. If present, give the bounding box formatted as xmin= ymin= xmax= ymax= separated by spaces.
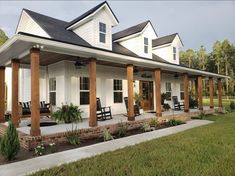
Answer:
xmin=180 ymin=92 xmax=184 ymax=100
xmin=173 ymin=47 xmax=176 ymax=53
xmin=114 ymin=92 xmax=123 ymax=103
xmin=80 ymin=77 xmax=89 ymax=90
xmin=99 ymin=22 xmax=106 ymax=33
xmin=166 ymin=92 xmax=171 ymax=101
xmin=49 ymin=78 xmax=56 ymax=91
xmin=99 ymin=33 xmax=106 ymax=43
xmin=144 ymin=37 xmax=148 ymax=45
xmin=114 ymin=80 xmax=122 ymax=90
xmin=80 ymin=92 xmax=89 ymax=105
xmin=180 ymin=83 xmax=184 ymax=91
xmin=49 ymin=92 xmax=56 ymax=106
xmin=166 ymin=83 xmax=171 ymax=91
xmin=144 ymin=45 xmax=148 ymax=54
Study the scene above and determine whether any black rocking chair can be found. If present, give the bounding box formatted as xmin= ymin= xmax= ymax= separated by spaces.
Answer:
xmin=172 ymin=96 xmax=184 ymax=110
xmin=124 ymin=97 xmax=140 ymax=116
xmin=96 ymin=98 xmax=112 ymax=121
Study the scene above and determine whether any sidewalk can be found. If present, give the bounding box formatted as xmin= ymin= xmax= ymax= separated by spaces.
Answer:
xmin=0 ymin=120 xmax=213 ymax=176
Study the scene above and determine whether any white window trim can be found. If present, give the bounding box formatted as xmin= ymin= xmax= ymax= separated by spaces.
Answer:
xmin=165 ymin=82 xmax=172 ymax=101
xmin=113 ymin=79 xmax=123 ymax=103
xmin=144 ymin=37 xmax=148 ymax=54
xmin=99 ymin=22 xmax=106 ymax=44
xmin=49 ymin=78 xmax=56 ymax=106
xmin=173 ymin=47 xmax=177 ymax=60
xmin=80 ymin=77 xmax=90 ymax=105
xmin=180 ymin=83 xmax=184 ymax=100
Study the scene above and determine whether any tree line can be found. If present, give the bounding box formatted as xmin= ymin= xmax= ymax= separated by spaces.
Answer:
xmin=180 ymin=40 xmax=235 ymax=96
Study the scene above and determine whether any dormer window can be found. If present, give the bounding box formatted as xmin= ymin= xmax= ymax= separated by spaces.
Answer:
xmin=173 ymin=47 xmax=176 ymax=60
xmin=144 ymin=37 xmax=148 ymax=54
xmin=99 ymin=22 xmax=106 ymax=43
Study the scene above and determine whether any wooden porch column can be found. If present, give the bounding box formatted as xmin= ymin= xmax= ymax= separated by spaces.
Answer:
xmin=218 ymin=78 xmax=223 ymax=109
xmin=195 ymin=78 xmax=198 ymax=102
xmin=197 ymin=76 xmax=203 ymax=111
xmin=154 ymin=69 xmax=162 ymax=117
xmin=0 ymin=66 xmax=5 ymax=123
xmin=209 ymin=77 xmax=214 ymax=109
xmin=89 ymin=58 xmax=97 ymax=127
xmin=127 ymin=64 xmax=134 ymax=121
xmin=183 ymin=73 xmax=189 ymax=112
xmin=11 ymin=59 xmax=20 ymax=127
xmin=30 ymin=48 xmax=41 ymax=136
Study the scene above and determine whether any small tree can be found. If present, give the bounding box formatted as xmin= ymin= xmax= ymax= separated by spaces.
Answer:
xmin=0 ymin=120 xmax=20 ymax=160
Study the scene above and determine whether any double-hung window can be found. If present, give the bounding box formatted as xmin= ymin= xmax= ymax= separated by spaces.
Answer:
xmin=99 ymin=22 xmax=106 ymax=43
xmin=173 ymin=47 xmax=177 ymax=60
xmin=180 ymin=83 xmax=184 ymax=100
xmin=165 ymin=82 xmax=172 ymax=101
xmin=80 ymin=77 xmax=89 ymax=105
xmin=144 ymin=37 xmax=148 ymax=54
xmin=113 ymin=79 xmax=123 ymax=103
xmin=49 ymin=78 xmax=56 ymax=106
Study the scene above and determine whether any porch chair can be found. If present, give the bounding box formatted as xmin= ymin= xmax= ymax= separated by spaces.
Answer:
xmin=124 ymin=97 xmax=140 ymax=116
xmin=172 ymin=96 xmax=184 ymax=110
xmin=96 ymin=98 xmax=112 ymax=121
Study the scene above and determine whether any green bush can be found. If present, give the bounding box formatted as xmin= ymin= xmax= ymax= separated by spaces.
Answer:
xmin=142 ymin=122 xmax=154 ymax=132
xmin=149 ymin=118 xmax=158 ymax=129
xmin=0 ymin=120 xmax=20 ymax=160
xmin=117 ymin=121 xmax=128 ymax=138
xmin=103 ymin=129 xmax=113 ymax=141
xmin=66 ymin=124 xmax=80 ymax=145
xmin=167 ymin=119 xmax=185 ymax=127
xmin=53 ymin=103 xmax=82 ymax=123
xmin=230 ymin=101 xmax=235 ymax=110
xmin=34 ymin=144 xmax=45 ymax=156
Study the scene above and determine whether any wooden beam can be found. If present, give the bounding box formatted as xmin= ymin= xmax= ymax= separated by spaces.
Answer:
xmin=218 ymin=78 xmax=222 ymax=108
xmin=127 ymin=64 xmax=134 ymax=121
xmin=195 ymin=78 xmax=198 ymax=103
xmin=154 ymin=69 xmax=162 ymax=117
xmin=89 ymin=58 xmax=97 ymax=127
xmin=209 ymin=77 xmax=214 ymax=109
xmin=183 ymin=73 xmax=189 ymax=112
xmin=0 ymin=66 xmax=5 ymax=123
xmin=197 ymin=76 xmax=203 ymax=111
xmin=11 ymin=59 xmax=20 ymax=127
xmin=30 ymin=48 xmax=41 ymax=136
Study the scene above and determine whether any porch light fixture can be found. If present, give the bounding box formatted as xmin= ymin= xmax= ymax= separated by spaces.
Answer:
xmin=74 ymin=60 xmax=86 ymax=69
xmin=174 ymin=73 xmax=179 ymax=79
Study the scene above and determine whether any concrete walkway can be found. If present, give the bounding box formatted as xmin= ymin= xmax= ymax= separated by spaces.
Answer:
xmin=0 ymin=120 xmax=213 ymax=176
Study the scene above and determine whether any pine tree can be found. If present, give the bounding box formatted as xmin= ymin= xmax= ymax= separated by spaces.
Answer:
xmin=0 ymin=120 xmax=20 ymax=160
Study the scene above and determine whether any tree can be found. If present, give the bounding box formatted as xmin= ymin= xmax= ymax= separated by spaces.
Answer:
xmin=0 ymin=28 xmax=8 ymax=46
xmin=179 ymin=49 xmax=198 ymax=68
xmin=197 ymin=45 xmax=207 ymax=70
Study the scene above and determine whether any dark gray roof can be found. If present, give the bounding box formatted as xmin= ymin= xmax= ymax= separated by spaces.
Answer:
xmin=113 ymin=21 xmax=150 ymax=41
xmin=152 ymin=54 xmax=170 ymax=63
xmin=22 ymin=9 xmax=91 ymax=47
xmin=66 ymin=1 xmax=119 ymax=29
xmin=152 ymin=33 xmax=180 ymax=48
xmin=112 ymin=43 xmax=138 ymax=57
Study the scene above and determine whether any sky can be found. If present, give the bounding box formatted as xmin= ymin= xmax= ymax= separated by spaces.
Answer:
xmin=0 ymin=1 xmax=235 ymax=52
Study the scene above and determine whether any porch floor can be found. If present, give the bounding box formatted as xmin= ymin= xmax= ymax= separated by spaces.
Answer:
xmin=14 ymin=107 xmax=211 ymax=136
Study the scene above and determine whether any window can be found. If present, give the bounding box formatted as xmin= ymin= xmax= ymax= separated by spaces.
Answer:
xmin=49 ymin=78 xmax=56 ymax=106
xmin=144 ymin=37 xmax=148 ymax=54
xmin=180 ymin=83 xmax=184 ymax=100
xmin=165 ymin=82 xmax=172 ymax=101
xmin=80 ymin=77 xmax=89 ymax=105
xmin=173 ymin=47 xmax=177 ymax=60
xmin=99 ymin=22 xmax=106 ymax=43
xmin=113 ymin=79 xmax=123 ymax=103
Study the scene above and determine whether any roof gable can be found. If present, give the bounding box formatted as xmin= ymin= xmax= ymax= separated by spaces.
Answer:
xmin=66 ymin=1 xmax=119 ymax=30
xmin=152 ymin=33 xmax=183 ymax=48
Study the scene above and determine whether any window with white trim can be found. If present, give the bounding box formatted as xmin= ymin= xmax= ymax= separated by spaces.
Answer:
xmin=99 ymin=22 xmax=106 ymax=43
xmin=49 ymin=78 xmax=56 ymax=106
xmin=113 ymin=79 xmax=123 ymax=103
xmin=180 ymin=83 xmax=184 ymax=100
xmin=80 ymin=77 xmax=89 ymax=105
xmin=144 ymin=37 xmax=148 ymax=54
xmin=173 ymin=47 xmax=177 ymax=60
xmin=165 ymin=82 xmax=172 ymax=101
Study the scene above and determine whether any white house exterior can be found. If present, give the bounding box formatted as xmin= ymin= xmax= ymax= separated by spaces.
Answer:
xmin=0 ymin=1 xmax=226 ymax=136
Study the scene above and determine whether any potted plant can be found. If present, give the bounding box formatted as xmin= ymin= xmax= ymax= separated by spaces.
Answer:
xmin=52 ymin=103 xmax=82 ymax=123
xmin=134 ymin=92 xmax=143 ymax=114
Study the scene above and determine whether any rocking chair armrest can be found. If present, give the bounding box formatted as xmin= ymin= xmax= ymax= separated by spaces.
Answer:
xmin=101 ymin=106 xmax=111 ymax=111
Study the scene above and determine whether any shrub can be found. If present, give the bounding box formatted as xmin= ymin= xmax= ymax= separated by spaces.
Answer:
xmin=66 ymin=124 xmax=80 ymax=145
xmin=49 ymin=143 xmax=57 ymax=153
xmin=142 ymin=122 xmax=154 ymax=132
xmin=0 ymin=120 xmax=20 ymax=160
xmin=225 ymin=106 xmax=232 ymax=113
xmin=117 ymin=121 xmax=128 ymax=138
xmin=149 ymin=118 xmax=158 ymax=129
xmin=35 ymin=144 xmax=45 ymax=156
xmin=103 ymin=128 xmax=114 ymax=141
xmin=52 ymin=103 xmax=82 ymax=123
xmin=167 ymin=119 xmax=185 ymax=127
xmin=230 ymin=101 xmax=235 ymax=110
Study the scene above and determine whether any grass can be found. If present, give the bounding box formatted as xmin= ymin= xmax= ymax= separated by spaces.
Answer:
xmin=203 ymin=98 xmax=234 ymax=107
xmin=30 ymin=112 xmax=235 ymax=176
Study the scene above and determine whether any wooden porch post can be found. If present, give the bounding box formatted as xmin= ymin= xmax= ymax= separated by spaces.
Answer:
xmin=89 ymin=58 xmax=97 ymax=127
xmin=218 ymin=78 xmax=223 ymax=109
xmin=183 ymin=73 xmax=189 ymax=112
xmin=209 ymin=77 xmax=214 ymax=109
xmin=197 ymin=76 xmax=203 ymax=111
xmin=11 ymin=59 xmax=20 ymax=127
xmin=127 ymin=64 xmax=134 ymax=121
xmin=154 ymin=69 xmax=162 ymax=117
xmin=30 ymin=48 xmax=41 ymax=136
xmin=0 ymin=66 xmax=5 ymax=123
xmin=195 ymin=78 xmax=198 ymax=102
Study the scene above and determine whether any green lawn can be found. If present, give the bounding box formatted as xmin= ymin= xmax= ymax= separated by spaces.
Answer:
xmin=203 ymin=98 xmax=234 ymax=107
xmin=31 ymin=113 xmax=235 ymax=176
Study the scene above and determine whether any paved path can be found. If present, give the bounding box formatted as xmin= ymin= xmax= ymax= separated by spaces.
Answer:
xmin=0 ymin=120 xmax=213 ymax=176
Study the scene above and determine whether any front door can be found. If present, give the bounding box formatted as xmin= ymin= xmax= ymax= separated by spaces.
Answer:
xmin=139 ymin=81 xmax=154 ymax=111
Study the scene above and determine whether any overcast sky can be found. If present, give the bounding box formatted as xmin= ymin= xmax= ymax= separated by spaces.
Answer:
xmin=0 ymin=1 xmax=234 ymax=52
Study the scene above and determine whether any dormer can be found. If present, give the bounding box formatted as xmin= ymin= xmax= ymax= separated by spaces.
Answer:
xmin=152 ymin=33 xmax=183 ymax=65
xmin=66 ymin=1 xmax=119 ymax=50
xmin=113 ymin=21 xmax=158 ymax=59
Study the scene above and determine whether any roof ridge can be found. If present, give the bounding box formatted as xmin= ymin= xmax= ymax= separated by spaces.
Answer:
xmin=153 ymin=33 xmax=178 ymax=40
